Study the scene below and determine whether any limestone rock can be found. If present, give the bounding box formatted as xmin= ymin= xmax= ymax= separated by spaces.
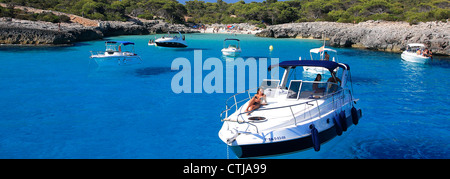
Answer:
xmin=257 ymin=21 xmax=450 ymax=56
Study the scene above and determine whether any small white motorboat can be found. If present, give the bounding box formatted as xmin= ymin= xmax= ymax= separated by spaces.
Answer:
xmin=401 ymin=43 xmax=431 ymax=64
xmin=90 ymin=41 xmax=142 ymax=66
xmin=221 ymin=38 xmax=242 ymax=57
xmin=154 ymin=32 xmax=187 ymax=48
xmin=302 ymin=46 xmax=338 ymax=74
xmin=218 ymin=60 xmax=362 ymax=158
xmin=148 ymin=38 xmax=156 ymax=46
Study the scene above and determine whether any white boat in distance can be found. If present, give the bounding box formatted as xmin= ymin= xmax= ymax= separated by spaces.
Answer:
xmin=154 ymin=32 xmax=187 ymax=48
xmin=90 ymin=41 xmax=142 ymax=66
xmin=221 ymin=38 xmax=242 ymax=57
xmin=401 ymin=43 xmax=431 ymax=64
xmin=218 ymin=60 xmax=362 ymax=158
xmin=302 ymin=46 xmax=338 ymax=74
xmin=148 ymin=37 xmax=156 ymax=46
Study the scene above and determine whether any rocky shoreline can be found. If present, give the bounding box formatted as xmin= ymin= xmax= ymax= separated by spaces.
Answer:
xmin=256 ymin=20 xmax=449 ymax=56
xmin=201 ymin=23 xmax=262 ymax=34
xmin=0 ymin=3 xmax=200 ymax=45
xmin=0 ymin=17 xmax=199 ymax=45
xmin=1 ymin=14 xmax=448 ymax=56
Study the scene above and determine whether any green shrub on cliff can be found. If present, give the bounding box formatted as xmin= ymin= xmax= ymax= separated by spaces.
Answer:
xmin=0 ymin=6 xmax=71 ymax=23
xmin=0 ymin=0 xmax=448 ymax=24
xmin=0 ymin=5 xmax=15 ymax=18
xmin=183 ymin=0 xmax=448 ymax=24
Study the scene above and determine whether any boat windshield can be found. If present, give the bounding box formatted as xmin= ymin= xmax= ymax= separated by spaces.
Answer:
xmin=261 ymin=79 xmax=279 ymax=89
xmin=287 ymin=81 xmax=341 ymax=100
xmin=260 ymin=79 xmax=279 ymax=98
xmin=223 ymin=39 xmax=240 ymax=48
xmin=259 ymin=78 xmax=341 ymax=99
xmin=106 ymin=44 xmax=117 ymax=52
xmin=406 ymin=45 xmax=426 ymax=52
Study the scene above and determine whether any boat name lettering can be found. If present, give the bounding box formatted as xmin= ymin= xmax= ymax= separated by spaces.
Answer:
xmin=265 ymin=136 xmax=286 ymax=141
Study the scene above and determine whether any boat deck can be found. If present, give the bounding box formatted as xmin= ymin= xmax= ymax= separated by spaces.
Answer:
xmin=226 ymin=96 xmax=327 ymax=133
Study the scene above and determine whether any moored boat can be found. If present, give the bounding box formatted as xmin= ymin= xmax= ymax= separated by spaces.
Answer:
xmin=90 ymin=41 xmax=142 ymax=66
xmin=148 ymin=38 xmax=156 ymax=46
xmin=221 ymin=38 xmax=242 ymax=57
xmin=302 ymin=46 xmax=338 ymax=74
xmin=401 ymin=43 xmax=431 ymax=64
xmin=154 ymin=32 xmax=187 ymax=48
xmin=218 ymin=60 xmax=362 ymax=158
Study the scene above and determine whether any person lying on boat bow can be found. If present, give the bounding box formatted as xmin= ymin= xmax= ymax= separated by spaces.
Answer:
xmin=245 ymin=88 xmax=267 ymax=115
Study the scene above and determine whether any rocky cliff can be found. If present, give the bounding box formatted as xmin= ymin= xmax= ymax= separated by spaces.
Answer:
xmin=0 ymin=18 xmax=99 ymax=45
xmin=0 ymin=17 xmax=199 ymax=45
xmin=256 ymin=20 xmax=449 ymax=56
xmin=97 ymin=20 xmax=198 ymax=36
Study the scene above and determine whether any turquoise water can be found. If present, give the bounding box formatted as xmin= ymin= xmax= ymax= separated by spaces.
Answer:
xmin=0 ymin=34 xmax=449 ymax=159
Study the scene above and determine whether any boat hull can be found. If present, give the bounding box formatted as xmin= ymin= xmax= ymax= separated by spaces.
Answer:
xmin=155 ymin=42 xmax=187 ymax=48
xmin=222 ymin=51 xmax=241 ymax=57
xmin=228 ymin=109 xmax=362 ymax=158
xmin=401 ymin=52 xmax=430 ymax=64
xmin=222 ymin=49 xmax=241 ymax=57
xmin=91 ymin=56 xmax=142 ymax=66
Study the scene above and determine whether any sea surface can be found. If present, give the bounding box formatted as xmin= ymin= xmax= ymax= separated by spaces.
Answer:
xmin=0 ymin=34 xmax=449 ymax=159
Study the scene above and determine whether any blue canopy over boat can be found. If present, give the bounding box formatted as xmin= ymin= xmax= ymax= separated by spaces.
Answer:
xmin=105 ymin=41 xmax=135 ymax=46
xmin=269 ymin=60 xmax=350 ymax=72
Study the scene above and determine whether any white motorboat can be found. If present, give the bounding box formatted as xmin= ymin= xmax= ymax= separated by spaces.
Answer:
xmin=401 ymin=43 xmax=431 ymax=64
xmin=148 ymin=38 xmax=156 ymax=46
xmin=154 ymin=32 xmax=187 ymax=48
xmin=221 ymin=38 xmax=242 ymax=57
xmin=302 ymin=46 xmax=338 ymax=74
xmin=90 ymin=41 xmax=142 ymax=66
xmin=218 ymin=60 xmax=362 ymax=158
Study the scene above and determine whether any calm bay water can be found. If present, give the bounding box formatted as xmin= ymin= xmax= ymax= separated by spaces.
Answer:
xmin=0 ymin=34 xmax=449 ymax=159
